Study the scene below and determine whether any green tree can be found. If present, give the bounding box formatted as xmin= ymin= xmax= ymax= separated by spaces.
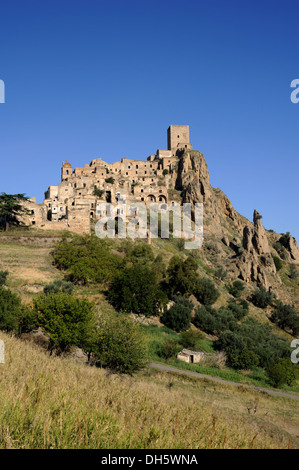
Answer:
xmin=0 ymin=270 xmax=9 ymax=286
xmin=272 ymin=255 xmax=283 ymax=271
xmin=166 ymin=256 xmax=198 ymax=296
xmin=53 ymin=234 xmax=122 ymax=285
xmin=227 ymin=280 xmax=245 ymax=298
xmin=250 ymin=286 xmax=273 ymax=308
xmin=266 ymin=358 xmax=296 ymax=388
xmin=95 ymin=314 xmax=147 ymax=374
xmin=32 ymin=292 xmax=95 ymax=354
xmin=180 ymin=329 xmax=204 ymax=349
xmin=160 ymin=301 xmax=192 ymax=332
xmin=0 ymin=286 xmax=23 ymax=332
xmin=193 ymin=277 xmax=219 ymax=305
xmin=270 ymin=302 xmax=299 ymax=336
xmin=0 ymin=193 xmax=30 ymax=231
xmin=108 ymin=264 xmax=167 ymax=316
xmin=158 ymin=338 xmax=181 ymax=359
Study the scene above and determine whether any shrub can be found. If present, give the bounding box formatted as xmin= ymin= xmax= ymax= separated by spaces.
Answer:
xmin=250 ymin=286 xmax=273 ymax=308
xmin=43 ymin=279 xmax=74 ymax=295
xmin=0 ymin=270 xmax=9 ymax=286
xmin=105 ymin=177 xmax=115 ymax=184
xmin=93 ymin=186 xmax=105 ymax=198
xmin=158 ymin=338 xmax=181 ymax=360
xmin=279 ymin=232 xmax=291 ymax=249
xmin=52 ymin=234 xmax=122 ymax=285
xmin=214 ymin=266 xmax=227 ymax=281
xmin=162 ymin=169 xmax=169 ymax=176
xmin=108 ymin=264 xmax=167 ymax=316
xmin=289 ymin=265 xmax=299 ymax=279
xmin=95 ymin=314 xmax=147 ymax=374
xmin=193 ymin=278 xmax=219 ymax=305
xmin=272 ymin=255 xmax=283 ymax=271
xmin=215 ymin=318 xmax=290 ymax=369
xmin=32 ymin=292 xmax=95 ymax=354
xmin=227 ymin=280 xmax=245 ymax=298
xmin=166 ymin=256 xmax=198 ymax=297
xmin=227 ymin=349 xmax=260 ymax=370
xmin=273 ymin=241 xmax=286 ymax=260
xmin=193 ymin=305 xmax=221 ymax=335
xmin=226 ymin=299 xmax=248 ymax=320
xmin=160 ymin=302 xmax=192 ymax=332
xmin=0 ymin=286 xmax=23 ymax=332
xmin=266 ymin=358 xmax=296 ymax=388
xmin=180 ymin=329 xmax=204 ymax=349
xmin=270 ymin=301 xmax=299 ymax=336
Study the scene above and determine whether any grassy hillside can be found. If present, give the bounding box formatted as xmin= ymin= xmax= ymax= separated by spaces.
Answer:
xmin=0 ymin=331 xmax=299 ymax=449
xmin=0 ymin=228 xmax=298 ymax=449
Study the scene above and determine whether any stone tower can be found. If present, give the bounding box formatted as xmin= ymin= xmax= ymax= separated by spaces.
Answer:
xmin=61 ymin=161 xmax=72 ymax=181
xmin=167 ymin=125 xmax=191 ymax=151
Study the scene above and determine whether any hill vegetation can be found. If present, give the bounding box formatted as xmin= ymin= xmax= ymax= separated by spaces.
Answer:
xmin=0 ymin=227 xmax=298 ymax=448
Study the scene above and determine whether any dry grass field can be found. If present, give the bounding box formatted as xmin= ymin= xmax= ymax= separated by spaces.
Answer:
xmin=0 ymin=332 xmax=298 ymax=449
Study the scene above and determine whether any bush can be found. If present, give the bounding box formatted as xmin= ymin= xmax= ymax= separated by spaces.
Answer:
xmin=158 ymin=338 xmax=181 ymax=360
xmin=273 ymin=241 xmax=286 ymax=260
xmin=214 ymin=266 xmax=227 ymax=281
xmin=105 ymin=177 xmax=115 ymax=184
xmin=93 ymin=186 xmax=105 ymax=198
xmin=0 ymin=286 xmax=23 ymax=332
xmin=43 ymin=279 xmax=74 ymax=295
xmin=193 ymin=278 xmax=219 ymax=305
xmin=193 ymin=305 xmax=221 ymax=335
xmin=108 ymin=264 xmax=167 ymax=316
xmin=95 ymin=314 xmax=147 ymax=375
xmin=250 ymin=286 xmax=273 ymax=308
xmin=160 ymin=302 xmax=192 ymax=332
xmin=227 ymin=349 xmax=260 ymax=370
xmin=289 ymin=265 xmax=299 ymax=279
xmin=166 ymin=256 xmax=198 ymax=297
xmin=270 ymin=302 xmax=299 ymax=336
xmin=53 ymin=234 xmax=122 ymax=285
xmin=266 ymin=358 xmax=296 ymax=388
xmin=215 ymin=318 xmax=290 ymax=369
xmin=272 ymin=255 xmax=283 ymax=271
xmin=32 ymin=292 xmax=95 ymax=353
xmin=227 ymin=280 xmax=245 ymax=298
xmin=180 ymin=329 xmax=204 ymax=349
xmin=0 ymin=270 xmax=9 ymax=286
xmin=162 ymin=169 xmax=169 ymax=176
xmin=226 ymin=299 xmax=248 ymax=321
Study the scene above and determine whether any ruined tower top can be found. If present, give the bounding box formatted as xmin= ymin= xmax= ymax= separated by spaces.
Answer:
xmin=167 ymin=125 xmax=191 ymax=151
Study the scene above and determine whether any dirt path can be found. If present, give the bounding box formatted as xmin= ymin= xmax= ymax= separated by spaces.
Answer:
xmin=148 ymin=362 xmax=299 ymax=400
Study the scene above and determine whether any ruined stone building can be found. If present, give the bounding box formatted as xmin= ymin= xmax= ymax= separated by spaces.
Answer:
xmin=21 ymin=125 xmax=192 ymax=234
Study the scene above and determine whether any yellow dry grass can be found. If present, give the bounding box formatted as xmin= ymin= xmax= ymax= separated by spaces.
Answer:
xmin=0 ymin=332 xmax=298 ymax=449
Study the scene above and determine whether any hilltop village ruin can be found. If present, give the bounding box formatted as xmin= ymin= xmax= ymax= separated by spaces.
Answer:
xmin=22 ymin=125 xmax=193 ymax=234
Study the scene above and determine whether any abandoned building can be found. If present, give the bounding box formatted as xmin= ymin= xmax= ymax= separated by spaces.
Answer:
xmin=177 ymin=349 xmax=205 ymax=364
xmin=20 ymin=125 xmax=193 ymax=234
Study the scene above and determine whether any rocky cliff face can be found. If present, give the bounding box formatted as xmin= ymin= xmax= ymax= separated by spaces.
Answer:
xmin=175 ymin=149 xmax=296 ymax=293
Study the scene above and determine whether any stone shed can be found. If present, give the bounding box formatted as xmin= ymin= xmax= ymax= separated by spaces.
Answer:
xmin=177 ymin=349 xmax=204 ymax=364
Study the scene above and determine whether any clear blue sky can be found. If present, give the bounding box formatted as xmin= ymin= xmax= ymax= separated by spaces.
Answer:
xmin=0 ymin=0 xmax=298 ymax=239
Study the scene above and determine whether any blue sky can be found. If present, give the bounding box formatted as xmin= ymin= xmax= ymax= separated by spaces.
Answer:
xmin=0 ymin=0 xmax=298 ymax=239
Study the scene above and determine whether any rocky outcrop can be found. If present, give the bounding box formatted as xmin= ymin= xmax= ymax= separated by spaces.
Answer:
xmin=175 ymin=149 xmax=282 ymax=290
xmin=252 ymin=210 xmax=271 ymax=255
xmin=235 ymin=210 xmax=276 ymax=289
xmin=285 ymin=235 xmax=299 ymax=263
